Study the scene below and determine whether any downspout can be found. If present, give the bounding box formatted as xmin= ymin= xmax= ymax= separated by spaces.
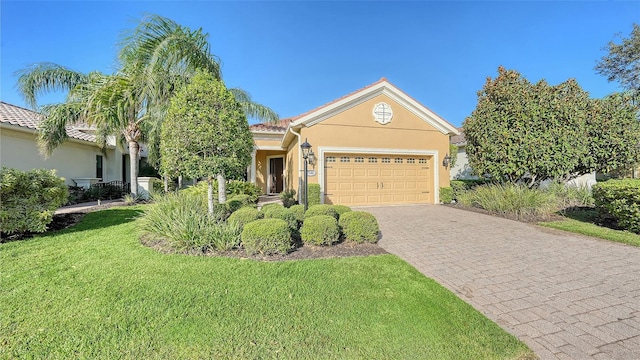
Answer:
xmin=288 ymin=126 xmax=303 ymax=203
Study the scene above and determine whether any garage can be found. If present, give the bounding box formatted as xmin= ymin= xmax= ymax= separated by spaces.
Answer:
xmin=324 ymin=153 xmax=433 ymax=206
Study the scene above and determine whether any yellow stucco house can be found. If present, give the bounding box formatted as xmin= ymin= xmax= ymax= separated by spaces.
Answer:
xmin=249 ymin=78 xmax=459 ymax=206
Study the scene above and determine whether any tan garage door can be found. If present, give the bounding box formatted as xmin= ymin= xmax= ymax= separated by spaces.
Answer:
xmin=324 ymin=154 xmax=433 ymax=206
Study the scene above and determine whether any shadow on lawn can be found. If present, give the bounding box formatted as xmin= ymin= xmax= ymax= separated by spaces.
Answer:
xmin=561 ymin=206 xmax=625 ymax=231
xmin=1 ymin=208 xmax=143 ymax=243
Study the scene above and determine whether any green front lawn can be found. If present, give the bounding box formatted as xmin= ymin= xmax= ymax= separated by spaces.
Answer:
xmin=1 ymin=208 xmax=532 ymax=359
xmin=539 ymin=208 xmax=640 ymax=247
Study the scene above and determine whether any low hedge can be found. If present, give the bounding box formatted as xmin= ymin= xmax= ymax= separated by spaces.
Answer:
xmin=300 ymin=215 xmax=340 ymax=246
xmin=0 ymin=167 xmax=68 ymax=235
xmin=227 ymin=207 xmax=263 ymax=230
xmin=440 ymin=187 xmax=453 ymax=204
xmin=289 ymin=204 xmax=305 ymax=223
xmin=262 ymin=206 xmax=299 ymax=231
xmin=308 ymin=183 xmax=321 ymax=206
xmin=332 ymin=205 xmax=352 ymax=218
xmin=593 ymin=179 xmax=640 ymax=234
xmin=339 ymin=211 xmax=380 ymax=243
xmin=260 ymin=203 xmax=285 ymax=217
xmin=226 ymin=194 xmax=255 ymax=213
xmin=241 ymin=218 xmax=292 ymax=255
xmin=304 ymin=204 xmax=338 ymax=220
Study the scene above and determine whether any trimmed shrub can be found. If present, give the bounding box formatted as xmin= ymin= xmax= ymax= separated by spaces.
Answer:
xmin=280 ymin=189 xmax=297 ymax=208
xmin=456 ymin=183 xmax=558 ymax=221
xmin=440 ymin=187 xmax=453 ymax=204
xmin=226 ymin=194 xmax=255 ymax=213
xmin=593 ymin=179 xmax=640 ymax=234
xmin=339 ymin=211 xmax=380 ymax=244
xmin=308 ymin=183 xmax=321 ymax=206
xmin=139 ymin=192 xmax=240 ymax=251
xmin=451 ymin=179 xmax=489 ymax=199
xmin=227 ymin=207 xmax=263 ymax=230
xmin=260 ymin=203 xmax=285 ymax=217
xmin=289 ymin=204 xmax=305 ymax=223
xmin=262 ymin=206 xmax=298 ymax=231
xmin=304 ymin=204 xmax=338 ymax=220
xmin=300 ymin=215 xmax=340 ymax=246
xmin=241 ymin=218 xmax=292 ymax=255
xmin=0 ymin=167 xmax=68 ymax=235
xmin=332 ymin=205 xmax=352 ymax=218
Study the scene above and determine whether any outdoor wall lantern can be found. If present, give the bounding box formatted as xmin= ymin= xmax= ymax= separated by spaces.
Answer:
xmin=301 ymin=138 xmax=312 ymax=211
xmin=442 ymin=153 xmax=451 ymax=168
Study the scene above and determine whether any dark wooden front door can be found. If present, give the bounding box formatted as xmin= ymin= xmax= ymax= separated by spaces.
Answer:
xmin=269 ymin=157 xmax=284 ymax=193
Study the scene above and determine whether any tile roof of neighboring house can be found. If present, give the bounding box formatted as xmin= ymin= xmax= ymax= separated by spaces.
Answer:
xmin=249 ymin=118 xmax=293 ymax=133
xmin=450 ymin=127 xmax=466 ymax=146
xmin=0 ymin=101 xmax=97 ymax=143
xmin=249 ymin=78 xmax=390 ymax=133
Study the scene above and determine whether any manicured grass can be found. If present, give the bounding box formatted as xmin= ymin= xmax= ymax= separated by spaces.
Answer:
xmin=1 ymin=207 xmax=533 ymax=359
xmin=540 ymin=209 xmax=640 ymax=247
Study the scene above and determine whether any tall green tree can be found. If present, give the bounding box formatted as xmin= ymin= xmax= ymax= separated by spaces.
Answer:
xmin=464 ymin=66 xmax=640 ymax=186
xmin=464 ymin=67 xmax=590 ymax=186
xmin=160 ymin=71 xmax=253 ymax=213
xmin=596 ymin=23 xmax=640 ymax=93
xmin=16 ymin=14 xmax=278 ymax=196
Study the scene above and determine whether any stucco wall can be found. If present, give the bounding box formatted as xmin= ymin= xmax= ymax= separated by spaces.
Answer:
xmin=254 ymin=149 xmax=287 ymax=194
xmin=296 ymin=93 xmax=451 ymax=202
xmin=450 ymin=146 xmax=477 ymax=180
xmin=0 ymin=127 xmax=122 ymax=185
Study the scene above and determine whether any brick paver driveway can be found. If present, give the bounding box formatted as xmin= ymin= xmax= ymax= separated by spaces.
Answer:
xmin=364 ymin=205 xmax=640 ymax=360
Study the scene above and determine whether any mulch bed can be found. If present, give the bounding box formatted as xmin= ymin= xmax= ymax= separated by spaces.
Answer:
xmin=3 ymin=205 xmax=388 ymax=261
xmin=141 ymin=235 xmax=388 ymax=261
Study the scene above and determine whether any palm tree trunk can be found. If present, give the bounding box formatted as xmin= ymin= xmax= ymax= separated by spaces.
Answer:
xmin=217 ymin=172 xmax=226 ymax=204
xmin=128 ymin=141 xmax=140 ymax=196
xmin=207 ymin=176 xmax=214 ymax=215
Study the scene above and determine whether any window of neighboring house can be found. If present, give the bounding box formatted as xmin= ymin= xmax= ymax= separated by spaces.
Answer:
xmin=96 ymin=155 xmax=103 ymax=179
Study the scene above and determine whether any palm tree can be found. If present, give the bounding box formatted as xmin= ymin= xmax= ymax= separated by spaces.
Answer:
xmin=16 ymin=14 xmax=278 ymax=198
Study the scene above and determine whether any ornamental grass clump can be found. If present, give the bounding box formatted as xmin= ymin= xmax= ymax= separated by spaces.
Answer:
xmin=300 ymin=215 xmax=340 ymax=246
xmin=139 ymin=192 xmax=240 ymax=251
xmin=304 ymin=204 xmax=338 ymax=220
xmin=241 ymin=218 xmax=292 ymax=255
xmin=456 ymin=183 xmax=558 ymax=221
xmin=227 ymin=207 xmax=263 ymax=230
xmin=339 ymin=211 xmax=380 ymax=244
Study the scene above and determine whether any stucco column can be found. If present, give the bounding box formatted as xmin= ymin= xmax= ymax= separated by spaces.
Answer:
xmin=250 ymin=149 xmax=257 ymax=183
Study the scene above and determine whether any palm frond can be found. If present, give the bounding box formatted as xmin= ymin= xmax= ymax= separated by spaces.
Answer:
xmin=15 ymin=63 xmax=88 ymax=109
xmin=37 ymin=103 xmax=83 ymax=157
xmin=230 ymin=87 xmax=279 ymax=123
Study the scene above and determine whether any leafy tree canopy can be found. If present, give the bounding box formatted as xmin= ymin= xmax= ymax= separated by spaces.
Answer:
xmin=596 ymin=23 xmax=640 ymax=92
xmin=464 ymin=66 xmax=640 ymax=186
xmin=160 ymin=70 xmax=253 ymax=184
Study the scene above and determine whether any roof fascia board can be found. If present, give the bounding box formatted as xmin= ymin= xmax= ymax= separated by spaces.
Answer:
xmin=290 ymin=81 xmax=459 ymax=135
xmin=0 ymin=123 xmax=113 ymax=148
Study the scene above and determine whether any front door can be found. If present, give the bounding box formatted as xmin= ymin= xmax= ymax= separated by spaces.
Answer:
xmin=269 ymin=157 xmax=284 ymax=193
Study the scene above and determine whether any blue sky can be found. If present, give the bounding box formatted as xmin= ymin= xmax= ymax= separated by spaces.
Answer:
xmin=2 ymin=1 xmax=638 ymax=127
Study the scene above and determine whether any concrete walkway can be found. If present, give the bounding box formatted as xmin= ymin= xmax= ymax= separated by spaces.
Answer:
xmin=55 ymin=199 xmax=124 ymax=214
xmin=364 ymin=205 xmax=640 ymax=360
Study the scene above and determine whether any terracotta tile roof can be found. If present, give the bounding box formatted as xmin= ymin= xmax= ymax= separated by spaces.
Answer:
xmin=250 ymin=78 xmax=390 ymax=132
xmin=0 ymin=101 xmax=97 ymax=143
xmin=450 ymin=127 xmax=466 ymax=146
xmin=249 ymin=118 xmax=292 ymax=133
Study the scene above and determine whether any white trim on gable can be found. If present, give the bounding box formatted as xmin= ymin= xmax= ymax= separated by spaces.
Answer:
xmin=291 ymin=80 xmax=459 ymax=136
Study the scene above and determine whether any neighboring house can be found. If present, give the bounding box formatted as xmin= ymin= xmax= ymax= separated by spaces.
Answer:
xmin=449 ymin=127 xmax=476 ymax=180
xmin=0 ymin=101 xmax=141 ymax=187
xmin=249 ymin=78 xmax=459 ymax=206
xmin=450 ymin=127 xmax=596 ymax=187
